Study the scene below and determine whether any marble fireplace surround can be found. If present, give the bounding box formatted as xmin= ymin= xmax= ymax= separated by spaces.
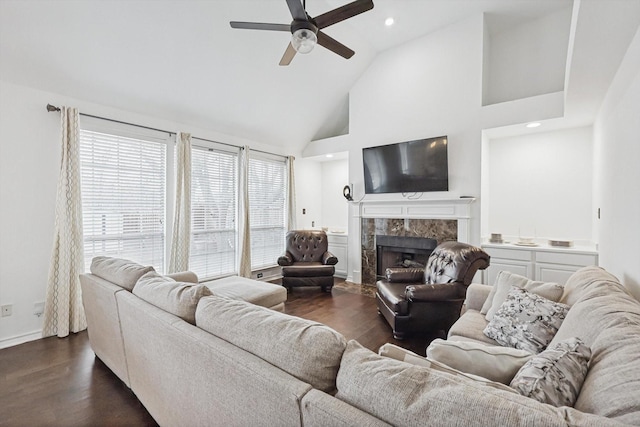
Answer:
xmin=358 ymin=198 xmax=475 ymax=286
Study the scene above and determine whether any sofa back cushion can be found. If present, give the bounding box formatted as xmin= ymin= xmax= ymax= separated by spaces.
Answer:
xmin=482 ymin=270 xmax=564 ymax=321
xmin=90 ymin=256 xmax=155 ymax=291
xmin=196 ymin=295 xmax=346 ymax=393
xmin=133 ymin=271 xmax=212 ymax=324
xmin=550 ymin=267 xmax=640 ymax=423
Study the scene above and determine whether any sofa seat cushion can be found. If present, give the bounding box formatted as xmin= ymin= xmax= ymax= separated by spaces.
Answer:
xmin=281 ymin=263 xmax=335 ymax=277
xmin=335 ymin=340 xmax=589 ymax=427
xmin=510 ymin=337 xmax=591 ymax=407
xmin=202 ymin=276 xmax=287 ymax=309
xmin=447 ymin=309 xmax=500 ymax=345
xmin=426 ymin=338 xmax=533 ymax=384
xmin=484 ymin=287 xmax=569 ymax=354
xmin=482 ymin=271 xmax=564 ymax=321
xmin=90 ymin=256 xmax=155 ymax=291
xmin=196 ymin=296 xmax=346 ymax=393
xmin=133 ymin=271 xmax=212 ymax=324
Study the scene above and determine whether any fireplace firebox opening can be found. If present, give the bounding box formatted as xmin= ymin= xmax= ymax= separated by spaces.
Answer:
xmin=375 ymin=235 xmax=438 ymax=280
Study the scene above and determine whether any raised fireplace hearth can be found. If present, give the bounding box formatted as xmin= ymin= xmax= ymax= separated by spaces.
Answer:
xmin=376 ymin=235 xmax=437 ymax=280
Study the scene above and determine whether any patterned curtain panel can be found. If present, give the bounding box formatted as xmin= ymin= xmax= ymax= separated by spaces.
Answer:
xmin=237 ymin=146 xmax=252 ymax=277
xmin=287 ymin=155 xmax=297 ymax=230
xmin=42 ymin=106 xmax=87 ymax=338
xmin=168 ymin=132 xmax=192 ymax=273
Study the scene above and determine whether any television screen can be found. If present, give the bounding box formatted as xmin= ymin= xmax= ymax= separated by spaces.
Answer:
xmin=363 ymin=136 xmax=448 ymax=194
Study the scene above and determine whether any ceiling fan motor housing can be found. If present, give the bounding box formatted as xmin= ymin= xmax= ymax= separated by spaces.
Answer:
xmin=291 ymin=19 xmax=318 ymax=35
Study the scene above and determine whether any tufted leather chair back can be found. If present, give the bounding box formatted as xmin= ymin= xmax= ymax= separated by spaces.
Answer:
xmin=285 ymin=230 xmax=330 ymax=263
xmin=424 ymin=241 xmax=490 ymax=285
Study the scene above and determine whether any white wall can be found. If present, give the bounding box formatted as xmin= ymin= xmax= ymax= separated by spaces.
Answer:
xmin=486 ymin=126 xmax=593 ymax=242
xmin=593 ymin=28 xmax=640 ymax=301
xmin=294 ymin=158 xmax=322 ymax=230
xmin=320 ymin=159 xmax=349 ymax=232
xmin=0 ymin=80 xmax=289 ymax=347
xmin=345 ymin=15 xmax=485 ymax=283
xmin=483 ymin=7 xmax=571 ymax=105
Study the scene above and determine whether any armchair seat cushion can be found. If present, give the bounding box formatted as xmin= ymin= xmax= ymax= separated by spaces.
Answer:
xmin=376 ymin=281 xmax=410 ymax=315
xmin=281 ymin=263 xmax=335 ymax=277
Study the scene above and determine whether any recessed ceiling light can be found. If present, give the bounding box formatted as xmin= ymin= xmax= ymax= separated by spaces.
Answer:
xmin=526 ymin=122 xmax=541 ymax=128
xmin=385 ymin=17 xmax=394 ymax=26
xmin=325 ymin=154 xmax=333 ymax=158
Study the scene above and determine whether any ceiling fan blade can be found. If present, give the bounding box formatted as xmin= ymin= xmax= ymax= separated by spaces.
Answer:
xmin=314 ymin=0 xmax=374 ymax=29
xmin=230 ymin=22 xmax=290 ymax=32
xmin=286 ymin=0 xmax=307 ymax=21
xmin=317 ymin=31 xmax=355 ymax=59
xmin=279 ymin=42 xmax=297 ymax=66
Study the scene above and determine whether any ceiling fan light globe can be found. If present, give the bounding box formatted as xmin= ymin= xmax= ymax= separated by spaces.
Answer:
xmin=292 ymin=28 xmax=317 ymax=54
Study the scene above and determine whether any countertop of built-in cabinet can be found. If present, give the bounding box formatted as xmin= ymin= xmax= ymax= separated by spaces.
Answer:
xmin=482 ymin=241 xmax=598 ymax=256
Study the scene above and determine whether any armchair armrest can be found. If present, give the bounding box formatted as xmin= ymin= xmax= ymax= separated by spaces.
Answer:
xmin=405 ymin=283 xmax=465 ymax=302
xmin=464 ymin=283 xmax=492 ymax=311
xmin=277 ymin=252 xmax=294 ymax=266
xmin=166 ymin=271 xmax=199 ymax=283
xmin=322 ymin=251 xmax=338 ymax=265
xmin=385 ymin=268 xmax=424 ymax=283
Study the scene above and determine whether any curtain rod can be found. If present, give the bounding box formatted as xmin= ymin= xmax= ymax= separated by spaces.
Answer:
xmin=47 ymin=104 xmax=286 ymax=159
xmin=47 ymin=104 xmax=175 ymax=136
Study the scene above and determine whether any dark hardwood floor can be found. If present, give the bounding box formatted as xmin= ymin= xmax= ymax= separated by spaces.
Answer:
xmin=0 ymin=279 xmax=437 ymax=426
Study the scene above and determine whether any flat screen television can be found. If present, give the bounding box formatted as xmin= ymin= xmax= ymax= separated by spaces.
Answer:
xmin=363 ymin=136 xmax=448 ymax=194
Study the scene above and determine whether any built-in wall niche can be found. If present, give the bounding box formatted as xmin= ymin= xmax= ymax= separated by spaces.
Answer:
xmin=482 ymin=4 xmax=572 ymax=106
xmin=482 ymin=126 xmax=594 ymax=245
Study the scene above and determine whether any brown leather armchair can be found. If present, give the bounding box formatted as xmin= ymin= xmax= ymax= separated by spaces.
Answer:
xmin=376 ymin=241 xmax=490 ymax=339
xmin=277 ymin=230 xmax=338 ymax=292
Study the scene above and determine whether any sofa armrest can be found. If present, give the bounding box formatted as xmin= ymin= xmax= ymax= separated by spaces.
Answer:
xmin=166 ymin=271 xmax=199 ymax=283
xmin=277 ymin=252 xmax=293 ymax=266
xmin=322 ymin=251 xmax=338 ymax=265
xmin=385 ymin=268 xmax=424 ymax=283
xmin=405 ymin=283 xmax=465 ymax=302
xmin=465 ymin=283 xmax=492 ymax=312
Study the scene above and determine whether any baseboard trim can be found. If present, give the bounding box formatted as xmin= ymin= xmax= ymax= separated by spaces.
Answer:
xmin=0 ymin=330 xmax=42 ymax=349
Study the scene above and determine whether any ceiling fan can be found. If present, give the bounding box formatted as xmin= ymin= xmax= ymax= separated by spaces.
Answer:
xmin=230 ymin=0 xmax=374 ymax=66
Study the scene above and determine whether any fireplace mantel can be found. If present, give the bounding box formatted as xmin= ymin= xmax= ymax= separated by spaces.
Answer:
xmin=356 ymin=197 xmax=475 ymax=242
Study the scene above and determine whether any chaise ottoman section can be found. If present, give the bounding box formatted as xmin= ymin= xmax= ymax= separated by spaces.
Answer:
xmin=202 ymin=275 xmax=287 ymax=311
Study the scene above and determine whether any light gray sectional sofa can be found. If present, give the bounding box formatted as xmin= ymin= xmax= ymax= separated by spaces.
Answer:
xmin=80 ymin=258 xmax=640 ymax=426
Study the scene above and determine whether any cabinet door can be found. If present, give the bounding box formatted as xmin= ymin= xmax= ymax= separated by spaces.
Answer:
xmin=535 ymin=263 xmax=581 ymax=285
xmin=483 ymin=260 xmax=533 ymax=285
xmin=328 ymin=243 xmax=348 ymax=278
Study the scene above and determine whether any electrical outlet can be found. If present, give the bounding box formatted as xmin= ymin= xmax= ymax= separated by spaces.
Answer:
xmin=34 ymin=301 xmax=45 ymax=317
xmin=1 ymin=304 xmax=12 ymax=317
xmin=257 ymin=272 xmax=263 ymax=279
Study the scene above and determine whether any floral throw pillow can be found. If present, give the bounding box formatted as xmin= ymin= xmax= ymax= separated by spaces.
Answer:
xmin=483 ymin=287 xmax=569 ymax=354
xmin=510 ymin=337 xmax=591 ymax=407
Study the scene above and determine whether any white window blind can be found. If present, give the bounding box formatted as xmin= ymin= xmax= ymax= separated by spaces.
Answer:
xmin=190 ymin=146 xmax=238 ymax=279
xmin=80 ymin=129 xmax=166 ymax=273
xmin=248 ymin=154 xmax=286 ymax=269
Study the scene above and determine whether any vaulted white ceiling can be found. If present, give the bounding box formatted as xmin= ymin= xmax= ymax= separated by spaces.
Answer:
xmin=1 ymin=0 xmax=637 ymax=153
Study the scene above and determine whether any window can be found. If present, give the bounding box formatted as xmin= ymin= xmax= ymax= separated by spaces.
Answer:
xmin=80 ymin=129 xmax=167 ymax=273
xmin=248 ymin=154 xmax=287 ymax=269
xmin=189 ymin=145 xmax=238 ymax=279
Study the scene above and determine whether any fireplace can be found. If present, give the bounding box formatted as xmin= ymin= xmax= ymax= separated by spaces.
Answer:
xmin=356 ymin=197 xmax=475 ymax=286
xmin=376 ymin=235 xmax=437 ymax=279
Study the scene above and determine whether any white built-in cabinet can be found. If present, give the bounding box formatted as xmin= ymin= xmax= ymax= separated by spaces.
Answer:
xmin=327 ymin=233 xmax=348 ymax=278
xmin=481 ymin=244 xmax=598 ymax=286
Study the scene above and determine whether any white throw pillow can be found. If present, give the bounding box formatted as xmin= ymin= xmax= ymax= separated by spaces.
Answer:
xmin=482 ymin=271 xmax=564 ymax=321
xmin=426 ymin=338 xmax=533 ymax=384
